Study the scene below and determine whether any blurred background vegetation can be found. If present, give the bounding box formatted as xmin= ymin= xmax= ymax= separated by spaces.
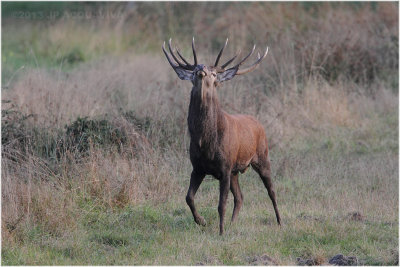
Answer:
xmin=1 ymin=2 xmax=398 ymax=265
xmin=2 ymin=2 xmax=398 ymax=88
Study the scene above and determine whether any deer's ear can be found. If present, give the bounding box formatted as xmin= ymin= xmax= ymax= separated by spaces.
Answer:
xmin=174 ymin=68 xmax=193 ymax=80
xmin=217 ymin=68 xmax=238 ymax=82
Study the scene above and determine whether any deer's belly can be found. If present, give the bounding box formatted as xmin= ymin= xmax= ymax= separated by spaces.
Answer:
xmin=190 ymin=152 xmax=224 ymax=178
xmin=190 ymin=145 xmax=254 ymax=177
xmin=233 ymin=148 xmax=255 ymax=174
xmin=232 ymin=162 xmax=251 ymax=174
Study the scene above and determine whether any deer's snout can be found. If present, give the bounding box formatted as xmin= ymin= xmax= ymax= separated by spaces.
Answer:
xmin=197 ymin=70 xmax=206 ymax=78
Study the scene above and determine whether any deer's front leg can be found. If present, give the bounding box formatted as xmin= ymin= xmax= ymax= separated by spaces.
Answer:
xmin=186 ymin=170 xmax=206 ymax=226
xmin=218 ymin=174 xmax=231 ymax=235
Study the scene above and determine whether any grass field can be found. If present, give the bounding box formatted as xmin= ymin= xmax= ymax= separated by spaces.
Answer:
xmin=1 ymin=2 xmax=398 ymax=265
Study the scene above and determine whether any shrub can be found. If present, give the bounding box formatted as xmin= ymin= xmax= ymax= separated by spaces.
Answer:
xmin=2 ymin=101 xmax=151 ymax=163
xmin=1 ymin=100 xmax=33 ymax=151
xmin=62 ymin=47 xmax=85 ymax=64
xmin=122 ymin=110 xmax=152 ymax=132
xmin=64 ymin=117 xmax=127 ymax=154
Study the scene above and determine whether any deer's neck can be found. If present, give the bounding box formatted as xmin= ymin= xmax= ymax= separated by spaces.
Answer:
xmin=188 ymin=88 xmax=225 ymax=154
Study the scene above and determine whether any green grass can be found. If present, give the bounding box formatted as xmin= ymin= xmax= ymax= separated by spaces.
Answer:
xmin=3 ymin=200 xmax=397 ymax=265
xmin=2 ymin=2 xmax=398 ymax=265
xmin=3 ymin=133 xmax=398 ymax=265
xmin=2 ymin=79 xmax=398 ymax=264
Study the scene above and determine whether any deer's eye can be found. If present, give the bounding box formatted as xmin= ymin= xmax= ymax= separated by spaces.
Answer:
xmin=211 ymin=73 xmax=217 ymax=77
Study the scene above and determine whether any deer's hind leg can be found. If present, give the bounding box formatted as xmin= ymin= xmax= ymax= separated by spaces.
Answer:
xmin=217 ymin=170 xmax=232 ymax=235
xmin=230 ymin=172 xmax=243 ymax=223
xmin=251 ymin=156 xmax=281 ymax=225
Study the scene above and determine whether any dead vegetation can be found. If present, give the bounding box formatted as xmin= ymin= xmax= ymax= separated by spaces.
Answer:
xmin=1 ymin=2 xmax=398 ymax=265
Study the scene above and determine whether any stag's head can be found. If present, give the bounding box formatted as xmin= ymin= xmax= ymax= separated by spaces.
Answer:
xmin=162 ymin=38 xmax=268 ymax=101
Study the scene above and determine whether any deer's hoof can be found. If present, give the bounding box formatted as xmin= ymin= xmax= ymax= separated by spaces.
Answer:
xmin=195 ymin=216 xmax=207 ymax=226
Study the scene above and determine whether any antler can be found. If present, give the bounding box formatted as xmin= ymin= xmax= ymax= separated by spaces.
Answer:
xmin=192 ymin=37 xmax=198 ymax=66
xmin=221 ymin=50 xmax=241 ymax=69
xmin=214 ymin=38 xmax=241 ymax=70
xmin=214 ymin=38 xmax=229 ymax=67
xmin=235 ymin=47 xmax=269 ymax=75
xmin=162 ymin=38 xmax=197 ymax=71
xmin=162 ymin=38 xmax=269 ymax=82
xmin=214 ymin=41 xmax=269 ymax=76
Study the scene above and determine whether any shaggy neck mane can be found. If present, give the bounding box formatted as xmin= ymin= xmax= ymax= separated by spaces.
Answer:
xmin=188 ymin=88 xmax=224 ymax=157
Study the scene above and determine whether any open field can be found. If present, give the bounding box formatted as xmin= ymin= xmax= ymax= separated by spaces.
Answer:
xmin=2 ymin=2 xmax=398 ymax=265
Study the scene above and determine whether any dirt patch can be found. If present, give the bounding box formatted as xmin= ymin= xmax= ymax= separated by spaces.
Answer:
xmin=391 ymin=249 xmax=399 ymax=265
xmin=197 ymin=256 xmax=221 ymax=265
xmin=347 ymin=212 xmax=364 ymax=222
xmin=296 ymin=256 xmax=325 ymax=265
xmin=248 ymin=254 xmax=278 ymax=265
xmin=328 ymin=254 xmax=358 ymax=266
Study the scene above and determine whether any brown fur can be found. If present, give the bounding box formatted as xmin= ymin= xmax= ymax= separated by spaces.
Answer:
xmin=185 ymin=66 xmax=281 ymax=235
xmin=163 ymin=40 xmax=281 ymax=234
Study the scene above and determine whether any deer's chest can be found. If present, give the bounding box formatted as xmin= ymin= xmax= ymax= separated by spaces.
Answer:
xmin=189 ymin=142 xmax=225 ymax=178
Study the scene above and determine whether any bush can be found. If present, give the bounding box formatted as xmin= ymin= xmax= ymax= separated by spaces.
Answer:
xmin=2 ymin=102 xmax=151 ymax=162
xmin=62 ymin=48 xmax=85 ymax=64
xmin=1 ymin=100 xmax=33 ymax=151
xmin=64 ymin=117 xmax=127 ymax=154
xmin=122 ymin=110 xmax=152 ymax=132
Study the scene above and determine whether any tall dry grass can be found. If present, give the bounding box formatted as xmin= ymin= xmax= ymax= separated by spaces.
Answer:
xmin=3 ymin=53 xmax=397 ymax=243
xmin=1 ymin=2 xmax=398 ymax=260
xmin=3 ymin=56 xmax=170 ymax=127
xmin=2 ymin=126 xmax=188 ymax=242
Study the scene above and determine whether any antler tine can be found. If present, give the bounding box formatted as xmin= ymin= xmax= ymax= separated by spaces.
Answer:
xmin=168 ymin=39 xmax=184 ymax=66
xmin=220 ymin=49 xmax=241 ymax=70
xmin=165 ymin=39 xmax=198 ymax=71
xmin=235 ymin=44 xmax=256 ymax=68
xmin=218 ymin=45 xmax=256 ymax=73
xmin=214 ymin=38 xmax=229 ymax=67
xmin=235 ymin=47 xmax=269 ymax=75
xmin=168 ymin=39 xmax=195 ymax=70
xmin=192 ymin=37 xmax=198 ymax=66
xmin=176 ymin=47 xmax=191 ymax=66
xmin=162 ymin=41 xmax=179 ymax=69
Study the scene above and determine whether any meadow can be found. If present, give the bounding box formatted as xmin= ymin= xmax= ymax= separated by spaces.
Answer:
xmin=1 ymin=2 xmax=398 ymax=265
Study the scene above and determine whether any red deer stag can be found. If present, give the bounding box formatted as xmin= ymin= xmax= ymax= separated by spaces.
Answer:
xmin=162 ymin=38 xmax=281 ymax=235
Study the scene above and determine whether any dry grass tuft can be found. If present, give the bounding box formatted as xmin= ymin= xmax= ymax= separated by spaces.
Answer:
xmin=2 ymin=153 xmax=77 ymax=240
